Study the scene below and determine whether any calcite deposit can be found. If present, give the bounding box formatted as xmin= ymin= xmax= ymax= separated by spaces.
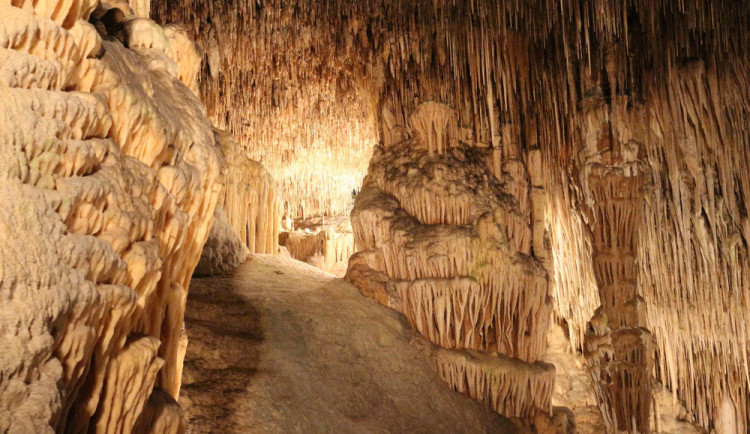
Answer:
xmin=216 ymin=129 xmax=280 ymax=256
xmin=153 ymin=0 xmax=379 ymax=220
xmin=347 ymin=102 xmax=554 ymax=419
xmin=0 ymin=1 xmax=222 ymax=432
xmin=196 ymin=130 xmax=283 ymax=276
xmin=195 ymin=130 xmax=281 ymax=277
xmin=279 ymin=215 xmax=355 ymax=276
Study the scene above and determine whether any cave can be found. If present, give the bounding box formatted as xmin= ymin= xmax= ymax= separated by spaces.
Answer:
xmin=0 ymin=0 xmax=748 ymax=433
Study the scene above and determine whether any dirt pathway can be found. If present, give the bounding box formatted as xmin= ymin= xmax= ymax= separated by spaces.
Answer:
xmin=180 ymin=254 xmax=514 ymax=433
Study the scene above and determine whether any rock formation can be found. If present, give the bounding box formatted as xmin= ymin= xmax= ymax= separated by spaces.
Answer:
xmin=195 ymin=130 xmax=280 ymax=276
xmin=346 ymin=102 xmax=555 ymax=421
xmin=194 ymin=207 xmax=249 ymax=277
xmin=215 ymin=129 xmax=280 ymax=256
xmin=279 ymin=215 xmax=355 ymax=277
xmin=0 ymin=1 xmax=222 ymax=431
xmin=153 ymin=1 xmax=379 ymax=220
xmin=582 ymin=157 xmax=654 ymax=432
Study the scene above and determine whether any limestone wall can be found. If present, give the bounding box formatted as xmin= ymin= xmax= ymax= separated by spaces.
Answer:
xmin=0 ymin=1 xmax=223 ymax=431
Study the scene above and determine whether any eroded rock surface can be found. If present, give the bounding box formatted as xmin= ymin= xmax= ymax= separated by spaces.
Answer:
xmin=194 ymin=207 xmax=249 ymax=277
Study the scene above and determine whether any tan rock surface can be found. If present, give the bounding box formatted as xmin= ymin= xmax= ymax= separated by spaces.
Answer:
xmin=194 ymin=207 xmax=249 ymax=277
xmin=216 ymin=130 xmax=279 ymax=255
xmin=0 ymin=1 xmax=222 ymax=431
xmin=346 ymin=102 xmax=554 ymax=421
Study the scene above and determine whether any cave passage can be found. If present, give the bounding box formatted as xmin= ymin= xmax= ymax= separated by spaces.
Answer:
xmin=1 ymin=0 xmax=748 ymax=433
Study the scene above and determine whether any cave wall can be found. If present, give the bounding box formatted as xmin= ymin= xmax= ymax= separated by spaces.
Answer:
xmin=233 ymin=0 xmax=750 ymax=430
xmin=0 ymin=0 xmax=223 ymax=431
xmin=375 ymin=3 xmax=750 ymax=430
xmin=153 ymin=0 xmax=750 ymax=430
xmin=346 ymin=102 xmax=556 ymax=421
xmin=215 ymin=129 xmax=280 ymax=255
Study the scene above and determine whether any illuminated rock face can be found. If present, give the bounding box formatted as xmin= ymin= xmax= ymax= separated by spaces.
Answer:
xmin=347 ymin=102 xmax=554 ymax=419
xmin=582 ymin=158 xmax=654 ymax=432
xmin=153 ymin=0 xmax=378 ymax=220
xmin=215 ymin=130 xmax=279 ymax=256
xmin=0 ymin=1 xmax=222 ymax=432
xmin=196 ymin=130 xmax=280 ymax=276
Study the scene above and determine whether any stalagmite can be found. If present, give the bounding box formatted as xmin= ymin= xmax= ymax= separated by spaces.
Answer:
xmin=0 ymin=1 xmax=222 ymax=431
xmin=132 ymin=390 xmax=185 ymax=434
xmin=194 ymin=207 xmax=249 ymax=277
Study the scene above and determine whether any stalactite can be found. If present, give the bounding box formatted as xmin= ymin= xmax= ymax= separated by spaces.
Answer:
xmin=636 ymin=60 xmax=750 ymax=432
xmin=216 ymin=130 xmax=280 ymax=256
xmin=152 ymin=0 xmax=379 ymax=219
xmin=157 ymin=0 xmax=748 ymax=429
xmin=432 ymin=348 xmax=555 ymax=420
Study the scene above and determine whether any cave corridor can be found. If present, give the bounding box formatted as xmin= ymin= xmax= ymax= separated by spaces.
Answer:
xmin=1 ymin=0 xmax=749 ymax=433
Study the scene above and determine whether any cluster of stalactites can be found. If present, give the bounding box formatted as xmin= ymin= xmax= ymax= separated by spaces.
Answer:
xmin=572 ymin=87 xmax=656 ymax=433
xmin=346 ymin=102 xmax=554 ymax=420
xmin=216 ymin=130 xmax=280 ymax=255
xmin=152 ymin=0 xmax=379 ymax=219
xmin=582 ymin=169 xmax=655 ymax=433
xmin=146 ymin=0 xmax=749 ymax=429
xmin=0 ymin=1 xmax=222 ymax=432
xmin=432 ymin=348 xmax=555 ymax=420
xmin=279 ymin=219 xmax=355 ymax=276
xmin=546 ymin=54 xmax=750 ymax=431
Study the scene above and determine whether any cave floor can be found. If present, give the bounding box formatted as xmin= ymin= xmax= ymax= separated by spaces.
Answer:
xmin=180 ymin=254 xmax=514 ymax=433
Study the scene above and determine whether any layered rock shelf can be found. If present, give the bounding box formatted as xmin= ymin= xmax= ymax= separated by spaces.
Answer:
xmin=346 ymin=102 xmax=554 ymax=421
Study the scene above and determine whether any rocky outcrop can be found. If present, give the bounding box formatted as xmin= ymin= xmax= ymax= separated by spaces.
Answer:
xmin=346 ymin=102 xmax=554 ymax=421
xmin=194 ymin=207 xmax=249 ymax=277
xmin=0 ymin=1 xmax=223 ymax=432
